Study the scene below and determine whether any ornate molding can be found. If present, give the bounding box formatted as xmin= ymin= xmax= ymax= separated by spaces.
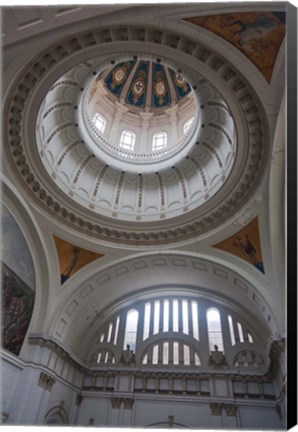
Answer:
xmin=111 ymin=397 xmax=122 ymax=409
xmin=119 ymin=345 xmax=136 ymax=366
xmin=210 ymin=402 xmax=237 ymax=416
xmin=76 ymin=393 xmax=83 ymax=406
xmin=210 ymin=402 xmax=223 ymax=415
xmin=267 ymin=337 xmax=286 ymax=379
xmin=39 ymin=372 xmax=56 ymax=391
xmin=209 ymin=347 xmax=228 ymax=368
xmin=123 ymin=398 xmax=134 ymax=409
xmin=224 ymin=404 xmax=238 ymax=416
xmin=3 ymin=23 xmax=268 ymax=246
xmin=111 ymin=397 xmax=134 ymax=409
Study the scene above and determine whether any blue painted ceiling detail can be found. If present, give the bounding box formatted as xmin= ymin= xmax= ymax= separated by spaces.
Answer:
xmin=126 ymin=61 xmax=149 ymax=108
xmin=169 ymin=69 xmax=192 ymax=101
xmin=152 ymin=62 xmax=171 ymax=108
xmin=104 ymin=60 xmax=136 ymax=98
xmin=103 ymin=59 xmax=191 ymax=109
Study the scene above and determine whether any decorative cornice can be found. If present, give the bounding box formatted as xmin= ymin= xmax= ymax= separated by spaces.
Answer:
xmin=28 ymin=334 xmax=282 ymax=382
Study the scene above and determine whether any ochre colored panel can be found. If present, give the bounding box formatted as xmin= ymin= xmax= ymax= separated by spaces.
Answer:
xmin=214 ymin=217 xmax=264 ymax=273
xmin=185 ymin=12 xmax=285 ymax=82
xmin=53 ymin=236 xmax=104 ymax=284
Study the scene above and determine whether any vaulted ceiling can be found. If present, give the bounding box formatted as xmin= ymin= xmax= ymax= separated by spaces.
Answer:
xmin=1 ymin=3 xmax=286 ymax=360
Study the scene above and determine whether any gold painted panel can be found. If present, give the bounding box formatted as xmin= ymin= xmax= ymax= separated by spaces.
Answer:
xmin=53 ymin=236 xmax=104 ymax=284
xmin=214 ymin=217 xmax=264 ymax=273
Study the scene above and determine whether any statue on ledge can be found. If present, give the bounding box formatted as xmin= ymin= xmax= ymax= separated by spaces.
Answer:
xmin=209 ymin=344 xmax=228 ymax=368
xmin=119 ymin=344 xmax=136 ymax=366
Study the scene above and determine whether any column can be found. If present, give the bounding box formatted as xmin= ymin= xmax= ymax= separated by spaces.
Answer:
xmin=169 ymin=299 xmax=173 ymax=332
xmin=169 ymin=107 xmax=178 ymax=148
xmin=135 ymin=305 xmax=144 ymax=361
xmin=198 ymin=302 xmax=210 ymax=365
xmin=188 ymin=300 xmax=193 ymax=338
xmin=107 ymin=103 xmax=127 ymax=145
xmin=149 ymin=301 xmax=154 ymax=337
xmin=233 ymin=319 xmax=240 ymax=344
xmin=168 ymin=340 xmax=173 ymax=366
xmin=178 ymin=299 xmax=183 ymax=333
xmin=159 ymin=299 xmax=164 ymax=333
xmin=221 ymin=314 xmax=232 ymax=354
xmin=139 ymin=113 xmax=151 ymax=154
xmin=117 ymin=311 xmax=127 ymax=350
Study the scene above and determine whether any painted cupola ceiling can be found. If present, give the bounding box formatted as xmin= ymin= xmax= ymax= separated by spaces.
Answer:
xmin=7 ymin=25 xmax=267 ymax=246
xmin=36 ymin=55 xmax=240 ymax=225
xmin=102 ymin=59 xmax=192 ymax=110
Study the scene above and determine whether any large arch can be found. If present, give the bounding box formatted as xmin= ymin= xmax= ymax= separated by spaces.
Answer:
xmin=47 ymin=251 xmax=280 ymax=361
xmin=1 ymin=175 xmax=54 ymax=358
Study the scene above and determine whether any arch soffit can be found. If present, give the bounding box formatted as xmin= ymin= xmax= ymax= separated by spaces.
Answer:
xmin=48 ymin=250 xmax=278 ymax=355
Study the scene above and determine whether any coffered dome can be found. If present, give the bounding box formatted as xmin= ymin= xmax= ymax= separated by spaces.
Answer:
xmin=36 ymin=54 xmax=237 ymax=223
xmin=5 ymin=24 xmax=267 ymax=245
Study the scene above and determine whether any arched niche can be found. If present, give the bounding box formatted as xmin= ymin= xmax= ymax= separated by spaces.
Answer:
xmin=44 ymin=404 xmax=69 ymax=425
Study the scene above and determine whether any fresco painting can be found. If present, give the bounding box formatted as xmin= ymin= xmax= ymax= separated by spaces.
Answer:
xmin=185 ymin=12 xmax=286 ymax=82
xmin=214 ymin=217 xmax=264 ymax=273
xmin=1 ymin=205 xmax=35 ymax=290
xmin=53 ymin=236 xmax=104 ymax=284
xmin=2 ymin=263 xmax=35 ymax=355
xmin=1 ymin=205 xmax=36 ymax=355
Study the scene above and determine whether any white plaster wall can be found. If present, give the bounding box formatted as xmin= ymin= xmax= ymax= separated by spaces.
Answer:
xmin=75 ymin=393 xmax=283 ymax=429
xmin=1 ymin=350 xmax=78 ymax=425
xmin=1 ymin=356 xmax=22 ymax=419
xmin=133 ymin=397 xmax=216 ymax=428
xmin=238 ymin=405 xmax=281 ymax=429
xmin=77 ymin=396 xmax=111 ymax=426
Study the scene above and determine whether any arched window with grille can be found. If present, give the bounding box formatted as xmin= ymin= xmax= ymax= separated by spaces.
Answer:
xmin=207 ymin=308 xmax=224 ymax=352
xmin=90 ymin=297 xmax=260 ymax=368
xmin=152 ymin=132 xmax=167 ymax=151
xmin=120 ymin=130 xmax=136 ymax=151
xmin=93 ymin=113 xmax=107 ymax=133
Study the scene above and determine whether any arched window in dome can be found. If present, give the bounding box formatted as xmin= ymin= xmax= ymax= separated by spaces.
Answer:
xmin=207 ymin=308 xmax=224 ymax=352
xmin=120 ymin=130 xmax=136 ymax=151
xmin=93 ymin=113 xmax=107 ymax=133
xmin=123 ymin=308 xmax=138 ymax=351
xmin=183 ymin=117 xmax=194 ymax=135
xmin=152 ymin=132 xmax=167 ymax=151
